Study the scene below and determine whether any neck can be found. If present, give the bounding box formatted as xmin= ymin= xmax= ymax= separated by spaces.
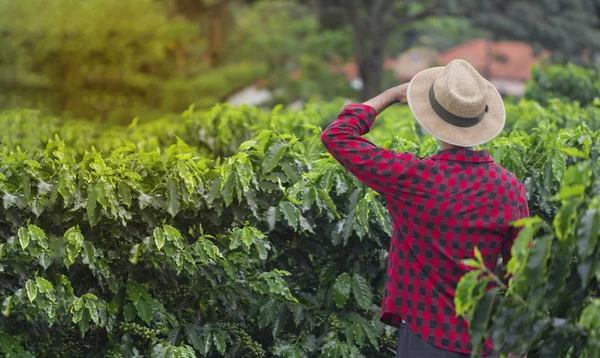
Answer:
xmin=441 ymin=142 xmax=475 ymax=151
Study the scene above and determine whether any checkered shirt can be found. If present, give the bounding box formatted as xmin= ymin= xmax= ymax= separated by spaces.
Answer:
xmin=321 ymin=104 xmax=529 ymax=356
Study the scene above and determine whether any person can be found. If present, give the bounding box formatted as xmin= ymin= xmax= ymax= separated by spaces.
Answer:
xmin=321 ymin=59 xmax=529 ymax=358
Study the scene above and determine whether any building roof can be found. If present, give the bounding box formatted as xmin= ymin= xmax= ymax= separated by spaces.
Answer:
xmin=394 ymin=47 xmax=440 ymax=82
xmin=437 ymin=39 xmax=550 ymax=81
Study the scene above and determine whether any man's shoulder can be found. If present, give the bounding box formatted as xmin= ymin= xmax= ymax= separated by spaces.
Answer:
xmin=491 ymin=163 xmax=526 ymax=195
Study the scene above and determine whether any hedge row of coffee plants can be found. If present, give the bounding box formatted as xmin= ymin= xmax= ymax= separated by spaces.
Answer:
xmin=0 ymin=98 xmax=599 ymax=357
xmin=526 ymin=62 xmax=600 ymax=107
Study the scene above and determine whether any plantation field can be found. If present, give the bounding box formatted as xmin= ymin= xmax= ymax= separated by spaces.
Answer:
xmin=1 ymin=98 xmax=600 ymax=357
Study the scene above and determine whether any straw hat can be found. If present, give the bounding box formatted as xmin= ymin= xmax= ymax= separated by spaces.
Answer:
xmin=406 ymin=59 xmax=506 ymax=147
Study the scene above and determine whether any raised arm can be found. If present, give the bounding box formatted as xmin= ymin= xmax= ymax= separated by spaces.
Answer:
xmin=320 ymin=85 xmax=413 ymax=195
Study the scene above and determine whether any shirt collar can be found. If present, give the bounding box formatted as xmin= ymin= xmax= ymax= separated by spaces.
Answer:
xmin=430 ymin=148 xmax=494 ymax=163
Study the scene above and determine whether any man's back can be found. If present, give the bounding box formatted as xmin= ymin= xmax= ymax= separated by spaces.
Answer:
xmin=321 ymin=103 xmax=529 ymax=357
xmin=379 ymin=148 xmax=528 ymax=355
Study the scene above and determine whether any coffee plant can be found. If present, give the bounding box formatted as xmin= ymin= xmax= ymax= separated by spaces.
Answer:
xmin=0 ymin=96 xmax=599 ymax=357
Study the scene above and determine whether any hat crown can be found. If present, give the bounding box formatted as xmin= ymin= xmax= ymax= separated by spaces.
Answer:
xmin=432 ymin=59 xmax=488 ymax=118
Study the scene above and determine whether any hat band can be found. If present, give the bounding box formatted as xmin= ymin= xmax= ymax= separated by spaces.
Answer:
xmin=429 ymin=85 xmax=488 ymax=128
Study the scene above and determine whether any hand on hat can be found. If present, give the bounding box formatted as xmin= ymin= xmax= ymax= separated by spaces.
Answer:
xmin=363 ymin=83 xmax=410 ymax=114
xmin=391 ymin=83 xmax=409 ymax=104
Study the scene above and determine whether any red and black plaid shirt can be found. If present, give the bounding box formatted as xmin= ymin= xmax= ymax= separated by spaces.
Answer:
xmin=321 ymin=104 xmax=529 ymax=356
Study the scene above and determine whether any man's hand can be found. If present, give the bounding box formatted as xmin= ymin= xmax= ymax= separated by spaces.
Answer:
xmin=391 ymin=83 xmax=409 ymax=104
xmin=362 ymin=83 xmax=409 ymax=114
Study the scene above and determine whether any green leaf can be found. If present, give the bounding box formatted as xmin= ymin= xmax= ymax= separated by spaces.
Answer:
xmin=64 ymin=226 xmax=84 ymax=266
xmin=212 ymin=331 xmax=226 ymax=354
xmin=507 ymin=221 xmax=540 ymax=274
xmin=154 ymin=227 xmax=166 ymax=251
xmin=468 ymin=288 xmax=498 ymax=355
xmin=28 ymin=225 xmax=48 ymax=248
xmin=26 ymin=279 xmax=37 ymax=303
xmin=86 ymin=298 xmax=99 ymax=324
xmin=341 ymin=189 xmax=360 ymax=243
xmin=35 ymin=277 xmax=54 ymax=295
xmin=2 ymin=296 xmax=12 ymax=316
xmin=82 ymin=241 xmax=95 ymax=265
xmin=18 ymin=226 xmax=30 ymax=250
xmin=267 ymin=206 xmax=278 ymax=231
xmin=163 ymin=225 xmax=184 ymax=250
xmin=511 ymin=216 xmax=543 ymax=227
xmin=253 ymin=238 xmax=270 ymax=261
xmin=292 ymin=305 xmax=304 ymax=327
xmin=364 ymin=323 xmax=379 ymax=351
xmin=262 ymin=142 xmax=287 ymax=173
xmin=118 ymin=182 xmax=132 ymax=207
xmin=554 ymin=200 xmax=579 ymax=241
xmin=558 ymin=147 xmax=587 ymax=158
xmin=135 ymin=299 xmax=153 ymax=325
xmin=258 ymin=299 xmax=277 ymax=328
xmin=302 ymin=187 xmax=316 ymax=211
xmin=474 ymin=247 xmax=484 ymax=264
xmin=230 ymin=228 xmax=243 ymax=250
xmin=351 ymin=274 xmax=373 ymax=310
xmin=279 ymin=201 xmax=300 ymax=230
xmin=580 ymin=299 xmax=600 ymax=331
xmin=183 ymin=324 xmax=203 ymax=351
xmin=526 ymin=234 xmax=554 ymax=297
xmin=578 ymin=209 xmax=600 ymax=259
xmin=87 ymin=185 xmax=98 ymax=226
xmin=78 ymin=306 xmax=91 ymax=334
xmin=123 ymin=303 xmax=136 ymax=321
xmin=240 ymin=227 xmax=253 ymax=250
xmin=166 ymin=178 xmax=181 ymax=217
xmin=355 ymin=197 xmax=370 ymax=230
xmin=317 ymin=188 xmax=340 ymax=219
xmin=222 ymin=172 xmax=235 ymax=207
xmin=202 ymin=237 xmax=221 ymax=260
xmin=319 ymin=262 xmax=338 ymax=285
xmin=129 ymin=244 xmax=141 ymax=264
xmin=281 ymin=160 xmax=300 ymax=182
xmin=462 ymin=259 xmax=481 ymax=269
xmin=201 ymin=332 xmax=212 ymax=355
xmin=167 ymin=327 xmax=181 ymax=345
xmin=333 ymin=273 xmax=352 ymax=308
xmin=455 ymin=270 xmax=479 ymax=316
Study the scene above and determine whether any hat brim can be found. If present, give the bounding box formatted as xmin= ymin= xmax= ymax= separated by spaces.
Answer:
xmin=406 ymin=67 xmax=506 ymax=147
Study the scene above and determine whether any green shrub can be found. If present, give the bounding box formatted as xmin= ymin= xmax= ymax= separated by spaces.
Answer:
xmin=526 ymin=63 xmax=600 ymax=107
xmin=1 ymin=101 xmax=600 ymax=357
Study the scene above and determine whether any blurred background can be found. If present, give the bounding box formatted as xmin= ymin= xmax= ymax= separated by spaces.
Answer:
xmin=0 ymin=0 xmax=599 ymax=124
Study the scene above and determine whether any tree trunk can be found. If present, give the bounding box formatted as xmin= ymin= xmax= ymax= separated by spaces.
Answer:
xmin=359 ymin=54 xmax=384 ymax=101
xmin=310 ymin=0 xmax=320 ymax=17
xmin=346 ymin=0 xmax=397 ymax=100
xmin=208 ymin=13 xmax=224 ymax=67
xmin=207 ymin=0 xmax=229 ymax=67
xmin=357 ymin=35 xmax=386 ymax=100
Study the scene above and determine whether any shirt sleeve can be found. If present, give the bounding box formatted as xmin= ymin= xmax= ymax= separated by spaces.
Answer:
xmin=320 ymin=104 xmax=415 ymax=196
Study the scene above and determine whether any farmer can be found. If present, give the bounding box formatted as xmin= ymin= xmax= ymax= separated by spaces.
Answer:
xmin=321 ymin=59 xmax=529 ymax=358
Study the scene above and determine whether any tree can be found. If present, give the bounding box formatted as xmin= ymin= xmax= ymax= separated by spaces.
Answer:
xmin=314 ymin=0 xmax=466 ymax=100
xmin=313 ymin=0 xmax=600 ymax=101
xmin=225 ymin=1 xmax=355 ymax=103
xmin=163 ymin=0 xmax=242 ymax=67
xmin=471 ymin=0 xmax=600 ymax=65
xmin=0 ymin=0 xmax=197 ymax=121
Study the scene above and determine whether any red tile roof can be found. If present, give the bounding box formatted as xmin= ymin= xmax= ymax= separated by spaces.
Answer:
xmin=437 ymin=39 xmax=550 ymax=81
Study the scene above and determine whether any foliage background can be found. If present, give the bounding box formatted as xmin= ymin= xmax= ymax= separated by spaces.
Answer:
xmin=2 ymin=0 xmax=600 ymax=357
